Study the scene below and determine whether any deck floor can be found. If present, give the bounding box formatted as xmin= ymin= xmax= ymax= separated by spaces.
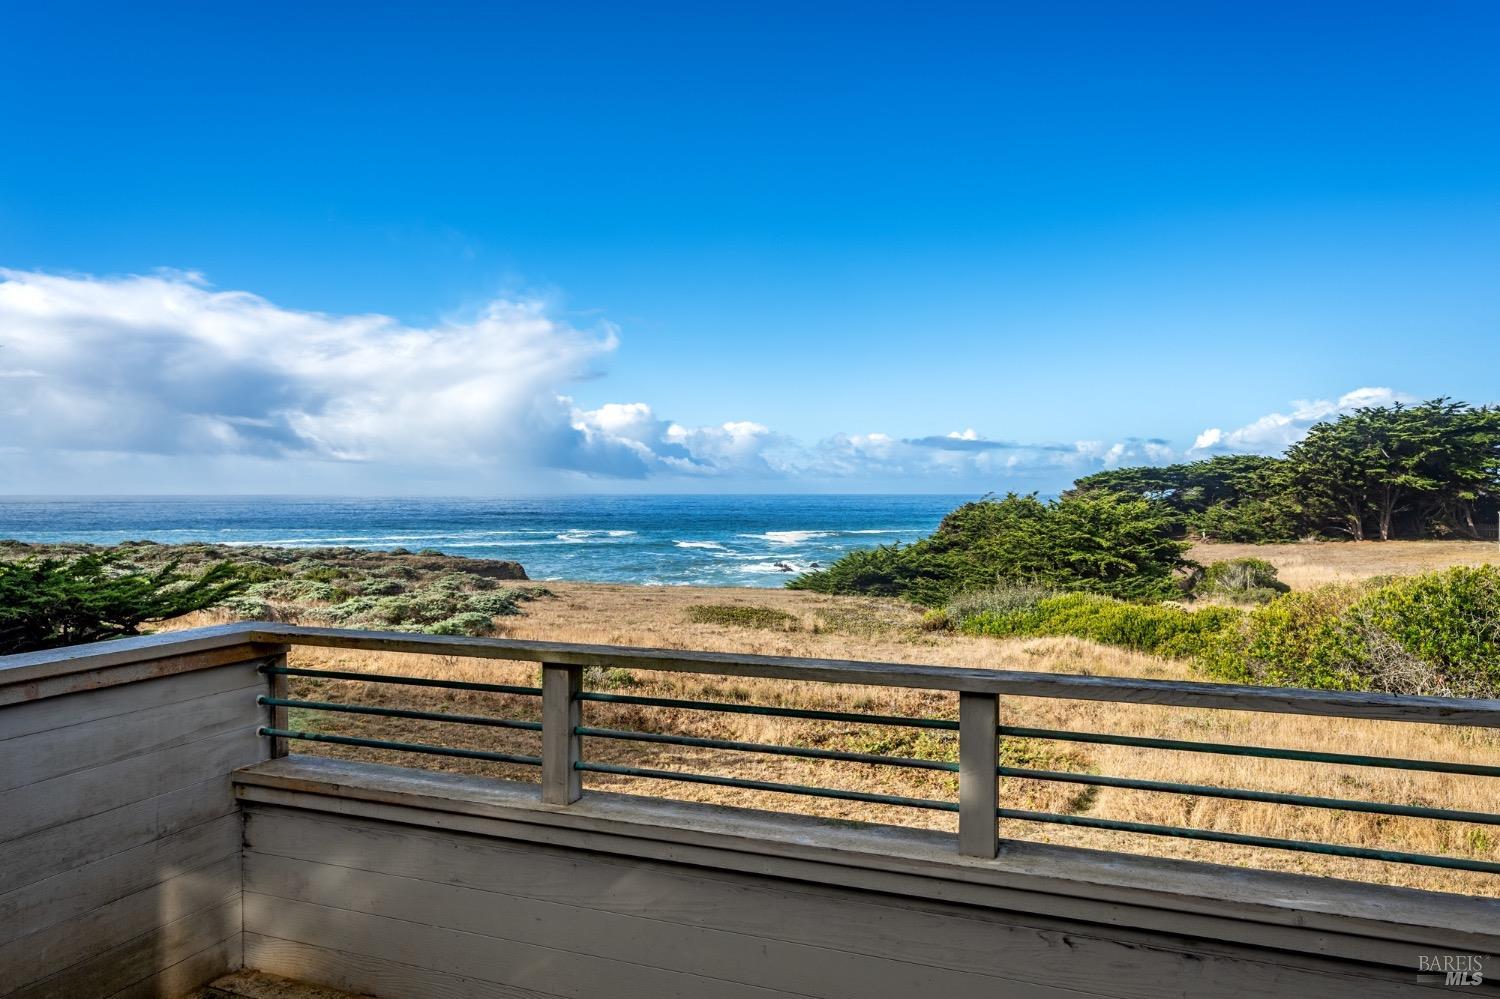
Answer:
xmin=193 ymin=970 xmax=374 ymax=999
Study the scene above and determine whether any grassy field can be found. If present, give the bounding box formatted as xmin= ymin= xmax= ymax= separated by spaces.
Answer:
xmin=174 ymin=539 xmax=1500 ymax=896
xmin=1190 ymin=538 xmax=1499 ymax=588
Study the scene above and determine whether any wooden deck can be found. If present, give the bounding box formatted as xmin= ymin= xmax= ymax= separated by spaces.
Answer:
xmin=3 ymin=623 xmax=1496 ymax=998
xmin=194 ymin=970 xmax=370 ymax=998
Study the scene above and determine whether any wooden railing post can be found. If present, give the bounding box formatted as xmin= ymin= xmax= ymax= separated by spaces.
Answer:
xmin=959 ymin=691 xmax=999 ymax=858
xmin=542 ymin=662 xmax=582 ymax=805
xmin=264 ymin=650 xmax=289 ymax=759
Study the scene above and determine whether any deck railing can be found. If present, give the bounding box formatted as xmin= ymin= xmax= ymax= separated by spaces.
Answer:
xmin=246 ymin=623 xmax=1500 ymax=874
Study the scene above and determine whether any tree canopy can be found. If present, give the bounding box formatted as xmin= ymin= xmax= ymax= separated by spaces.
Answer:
xmin=0 ymin=554 xmax=248 ymax=655
xmin=788 ymin=492 xmax=1190 ymax=605
xmin=1074 ymin=398 xmax=1499 ymax=543
xmin=1285 ymin=399 xmax=1500 ymax=541
xmin=794 ymin=398 xmax=1498 ymax=607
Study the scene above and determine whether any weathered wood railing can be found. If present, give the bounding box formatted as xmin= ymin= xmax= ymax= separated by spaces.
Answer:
xmin=240 ymin=623 xmax=1500 ymax=874
xmin=7 ymin=621 xmax=1497 ymax=998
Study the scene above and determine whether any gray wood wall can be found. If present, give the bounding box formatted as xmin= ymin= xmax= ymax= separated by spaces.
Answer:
xmin=0 ymin=651 xmax=273 ymax=999
xmin=240 ymin=804 xmax=1463 ymax=999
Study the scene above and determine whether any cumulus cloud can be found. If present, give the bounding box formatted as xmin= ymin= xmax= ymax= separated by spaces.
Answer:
xmin=0 ymin=268 xmax=819 ymax=483
xmin=0 ymin=267 xmax=623 ymax=469
xmin=0 ymin=266 xmax=1168 ymax=487
xmin=807 ymin=431 xmax=1174 ymax=483
xmin=569 ymin=401 xmax=794 ymax=478
xmin=3 ymin=267 xmax=1399 ymax=491
xmin=1188 ymin=387 xmax=1415 ymax=456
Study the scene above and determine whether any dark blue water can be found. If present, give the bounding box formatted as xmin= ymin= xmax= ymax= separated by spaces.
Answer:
xmin=0 ymin=495 xmax=966 ymax=587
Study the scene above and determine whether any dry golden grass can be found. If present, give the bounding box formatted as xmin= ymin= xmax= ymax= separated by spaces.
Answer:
xmin=177 ymin=541 xmax=1500 ymax=897
xmin=1191 ymin=538 xmax=1498 ymax=590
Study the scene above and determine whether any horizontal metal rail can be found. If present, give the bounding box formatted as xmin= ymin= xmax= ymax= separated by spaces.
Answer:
xmin=998 ymin=766 xmax=1500 ymax=825
xmin=574 ymin=760 xmax=957 ymax=811
xmin=579 ymin=690 xmax=957 ymax=729
xmin=258 ymin=695 xmax=542 ymax=731
xmin=224 ymin=623 xmax=1500 ymax=876
xmin=1000 ymin=724 xmax=1500 ymax=779
xmin=261 ymin=664 xmax=540 ymax=697
xmin=234 ymin=622 xmax=1500 ymax=727
xmin=258 ymin=726 xmax=541 ymax=766
xmin=996 ymin=807 xmax=1500 ymax=875
xmin=576 ymin=725 xmax=956 ymax=771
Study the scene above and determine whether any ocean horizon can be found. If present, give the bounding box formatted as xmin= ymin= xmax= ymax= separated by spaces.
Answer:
xmin=0 ymin=494 xmax=975 ymax=587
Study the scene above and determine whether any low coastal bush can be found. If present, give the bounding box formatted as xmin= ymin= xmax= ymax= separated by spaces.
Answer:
xmin=229 ymin=561 xmax=286 ymax=584
xmin=789 ymin=493 xmax=1190 ymax=606
xmin=423 ymin=611 xmax=497 ymax=636
xmin=1190 ymin=557 xmax=1289 ymax=605
xmin=1197 ymin=584 xmax=1366 ymax=689
xmin=686 ymin=604 xmax=800 ymax=630
xmin=249 ymin=578 xmax=341 ymax=602
xmin=1352 ymin=567 xmax=1500 ymax=682
xmin=949 ymin=567 xmax=1499 ymax=697
xmin=945 ymin=583 xmax=1056 ymax=620
xmin=314 ymin=584 xmax=549 ymax=634
xmin=960 ymin=592 xmax=1241 ymax=659
xmin=1201 ymin=567 xmax=1500 ymax=697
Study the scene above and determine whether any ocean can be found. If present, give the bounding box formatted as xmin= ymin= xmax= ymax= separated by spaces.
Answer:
xmin=0 ymin=495 xmax=968 ymax=587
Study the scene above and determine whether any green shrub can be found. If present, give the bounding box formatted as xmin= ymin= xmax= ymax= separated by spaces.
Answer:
xmin=1197 ymin=584 xmax=1367 ymax=689
xmin=423 ymin=611 xmax=496 ymax=636
xmin=315 ymin=583 xmax=552 ymax=632
xmin=919 ymin=608 xmax=953 ymax=632
xmin=229 ymin=562 xmax=286 ymax=584
xmin=962 ymin=593 xmax=1241 ymax=659
xmin=946 ymin=584 xmax=1056 ymax=624
xmin=790 ymin=493 xmax=1190 ymax=606
xmin=1200 ymin=567 xmax=1500 ymax=696
xmin=1348 ymin=567 xmax=1500 ymax=680
xmin=585 ymin=666 xmax=639 ymax=689
xmin=466 ymin=592 xmax=524 ymax=616
xmin=247 ymin=579 xmax=300 ymax=600
xmin=219 ymin=595 xmax=275 ymax=620
xmin=250 ymin=575 xmax=341 ymax=602
xmin=294 ymin=580 xmax=339 ymax=602
xmin=432 ymin=572 xmax=495 ymax=592
xmin=321 ymin=595 xmax=408 ymax=626
xmin=686 ymin=604 xmax=801 ymax=630
xmin=348 ymin=577 xmax=405 ymax=596
xmin=1192 ymin=558 xmax=1289 ymax=604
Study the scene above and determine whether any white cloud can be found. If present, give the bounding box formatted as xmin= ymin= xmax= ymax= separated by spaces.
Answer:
xmin=0 ymin=268 xmax=623 ymax=470
xmin=2 ymin=267 xmax=1162 ymax=488
xmin=1187 ymin=387 xmax=1415 ymax=457
xmin=568 ymin=401 xmax=793 ymax=477
xmin=2 ymin=267 xmax=1410 ymax=492
xmin=0 ymin=268 xmax=831 ymax=483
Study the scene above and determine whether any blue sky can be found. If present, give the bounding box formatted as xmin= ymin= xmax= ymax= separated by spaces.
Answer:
xmin=1 ymin=3 xmax=1497 ymax=493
